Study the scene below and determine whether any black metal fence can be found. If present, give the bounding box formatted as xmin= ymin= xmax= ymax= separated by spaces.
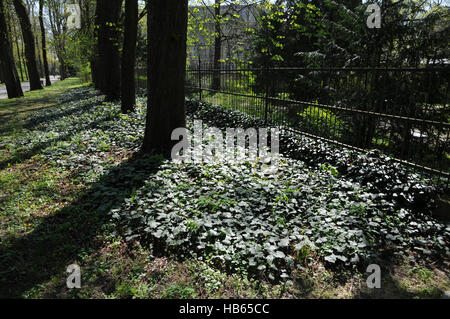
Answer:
xmin=185 ymin=62 xmax=450 ymax=186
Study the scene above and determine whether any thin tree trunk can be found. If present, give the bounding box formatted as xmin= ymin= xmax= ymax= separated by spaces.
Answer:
xmin=143 ymin=0 xmax=188 ymax=156
xmin=6 ymin=4 xmax=23 ymax=94
xmin=88 ymin=0 xmax=97 ymax=84
xmin=15 ymin=37 xmax=24 ymax=81
xmin=0 ymin=0 xmax=23 ymax=98
xmin=47 ymin=4 xmax=68 ymax=80
xmin=13 ymin=0 xmax=42 ymax=90
xmin=55 ymin=47 xmax=67 ymax=80
xmin=211 ymin=0 xmax=221 ymax=91
xmin=36 ymin=36 xmax=44 ymax=75
xmin=9 ymin=10 xmax=24 ymax=82
xmin=47 ymin=5 xmax=64 ymax=80
xmin=39 ymin=0 xmax=51 ymax=86
xmin=93 ymin=0 xmax=122 ymax=100
xmin=121 ymin=0 xmax=138 ymax=113
xmin=21 ymin=36 xmax=29 ymax=81
xmin=3 ymin=0 xmax=21 ymax=94
xmin=5 ymin=4 xmax=23 ymax=83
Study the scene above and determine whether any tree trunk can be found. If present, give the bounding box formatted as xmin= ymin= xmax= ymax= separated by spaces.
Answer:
xmin=8 ymin=12 xmax=21 ymax=81
xmin=7 ymin=4 xmax=24 ymax=82
xmin=36 ymin=36 xmax=44 ymax=76
xmin=56 ymin=51 xmax=67 ymax=80
xmin=47 ymin=3 xmax=67 ymax=80
xmin=93 ymin=0 xmax=122 ymax=100
xmin=142 ymin=0 xmax=188 ymax=156
xmin=14 ymin=34 xmax=24 ymax=81
xmin=13 ymin=0 xmax=42 ymax=91
xmin=91 ymin=2 xmax=101 ymax=89
xmin=121 ymin=0 xmax=138 ymax=113
xmin=0 ymin=0 xmax=23 ymax=98
xmin=20 ymin=34 xmax=29 ymax=80
xmin=39 ymin=0 xmax=50 ymax=86
xmin=211 ymin=0 xmax=221 ymax=91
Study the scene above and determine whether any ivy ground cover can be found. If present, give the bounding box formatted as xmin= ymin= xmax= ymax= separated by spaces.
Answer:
xmin=0 ymin=83 xmax=448 ymax=298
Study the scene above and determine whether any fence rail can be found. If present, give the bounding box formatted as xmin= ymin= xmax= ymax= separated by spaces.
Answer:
xmin=184 ymin=62 xmax=450 ymax=186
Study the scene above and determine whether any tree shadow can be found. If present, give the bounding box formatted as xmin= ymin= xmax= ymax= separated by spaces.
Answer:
xmin=21 ymin=89 xmax=103 ymax=131
xmin=0 ymin=104 xmax=56 ymax=121
xmin=350 ymin=260 xmax=449 ymax=299
xmin=0 ymin=115 xmax=117 ymax=171
xmin=0 ymin=151 xmax=164 ymax=298
xmin=0 ymin=87 xmax=112 ymax=170
xmin=0 ymin=87 xmax=102 ymax=136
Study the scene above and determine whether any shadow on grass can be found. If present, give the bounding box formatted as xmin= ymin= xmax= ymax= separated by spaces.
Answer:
xmin=21 ymin=89 xmax=103 ymax=131
xmin=351 ymin=262 xmax=449 ymax=299
xmin=0 ymin=151 xmax=164 ymax=298
xmin=0 ymin=115 xmax=115 ymax=171
xmin=0 ymin=87 xmax=110 ymax=170
xmin=0 ymin=80 xmax=80 ymax=112
xmin=0 ymin=104 xmax=57 ymax=122
xmin=0 ymin=87 xmax=99 ymax=136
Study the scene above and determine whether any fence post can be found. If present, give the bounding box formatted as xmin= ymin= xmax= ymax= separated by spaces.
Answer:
xmin=264 ymin=67 xmax=269 ymax=125
xmin=198 ymin=61 xmax=202 ymax=101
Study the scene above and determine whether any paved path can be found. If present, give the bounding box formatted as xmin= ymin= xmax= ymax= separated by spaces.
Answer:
xmin=0 ymin=76 xmax=60 ymax=99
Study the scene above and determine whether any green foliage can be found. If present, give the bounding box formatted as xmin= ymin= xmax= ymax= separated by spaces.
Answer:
xmin=298 ymin=105 xmax=348 ymax=140
xmin=109 ymin=98 xmax=448 ymax=282
xmin=408 ymin=266 xmax=434 ymax=283
xmin=320 ymin=164 xmax=339 ymax=177
xmin=76 ymin=63 xmax=92 ymax=83
xmin=2 ymin=85 xmax=448 ymax=287
xmin=187 ymin=0 xmax=261 ymax=65
xmin=195 ymin=262 xmax=227 ymax=293
xmin=252 ymin=1 xmax=448 ymax=68
xmin=162 ymin=285 xmax=196 ymax=299
xmin=3 ymin=81 xmax=448 ymax=299
xmin=187 ymin=4 xmax=215 ymax=58
xmin=252 ymin=0 xmax=325 ymax=67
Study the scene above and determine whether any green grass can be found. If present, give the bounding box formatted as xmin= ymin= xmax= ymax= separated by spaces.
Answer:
xmin=0 ymin=78 xmax=86 ymax=136
xmin=203 ymin=92 xmax=264 ymax=117
xmin=0 ymin=78 xmax=85 ymax=111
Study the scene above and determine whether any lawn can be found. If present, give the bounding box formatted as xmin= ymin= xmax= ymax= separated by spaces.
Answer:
xmin=0 ymin=78 xmax=448 ymax=299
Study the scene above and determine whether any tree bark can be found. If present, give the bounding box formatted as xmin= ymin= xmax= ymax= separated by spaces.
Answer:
xmin=36 ymin=36 xmax=44 ymax=76
xmin=121 ymin=0 xmax=138 ymax=113
xmin=8 ymin=7 xmax=24 ymax=82
xmin=211 ymin=0 xmax=221 ymax=91
xmin=21 ymin=34 xmax=29 ymax=80
xmin=12 ymin=0 xmax=42 ymax=91
xmin=39 ymin=0 xmax=51 ymax=86
xmin=143 ymin=0 xmax=188 ymax=156
xmin=93 ymin=0 xmax=122 ymax=100
xmin=47 ymin=2 xmax=67 ymax=80
xmin=14 ymin=31 xmax=24 ymax=81
xmin=0 ymin=0 xmax=23 ymax=98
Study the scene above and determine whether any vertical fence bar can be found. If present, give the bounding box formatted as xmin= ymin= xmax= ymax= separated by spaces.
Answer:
xmin=198 ymin=61 xmax=202 ymax=101
xmin=184 ymin=64 xmax=449 ymax=187
xmin=264 ymin=68 xmax=269 ymax=126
